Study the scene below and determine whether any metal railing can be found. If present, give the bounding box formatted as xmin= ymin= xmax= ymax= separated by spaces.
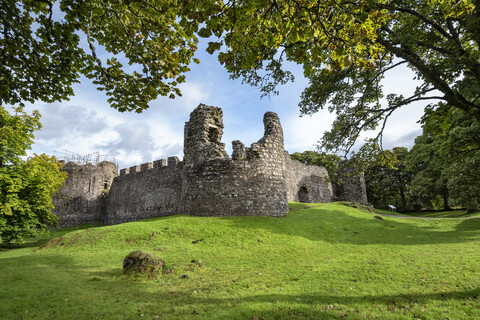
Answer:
xmin=54 ymin=150 xmax=118 ymax=167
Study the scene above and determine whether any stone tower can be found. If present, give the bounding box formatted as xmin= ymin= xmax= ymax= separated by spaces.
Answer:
xmin=183 ymin=105 xmax=289 ymax=217
xmin=333 ymin=161 xmax=368 ymax=204
xmin=50 ymin=103 xmax=364 ymax=227
xmin=183 ymin=104 xmax=229 ymax=164
xmin=52 ymin=161 xmax=118 ymax=227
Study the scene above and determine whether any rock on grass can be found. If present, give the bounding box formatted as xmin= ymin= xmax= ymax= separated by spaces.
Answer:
xmin=123 ymin=250 xmax=164 ymax=275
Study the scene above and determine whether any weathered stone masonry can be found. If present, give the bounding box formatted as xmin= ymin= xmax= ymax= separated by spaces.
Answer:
xmin=52 ymin=161 xmax=117 ymax=227
xmin=53 ymin=104 xmax=367 ymax=227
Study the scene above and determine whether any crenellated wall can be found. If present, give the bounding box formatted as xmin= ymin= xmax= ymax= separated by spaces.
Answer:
xmin=104 ymin=156 xmax=183 ymax=225
xmin=52 ymin=104 xmax=367 ymax=227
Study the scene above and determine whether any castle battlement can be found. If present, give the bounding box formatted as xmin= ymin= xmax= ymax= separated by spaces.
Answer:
xmin=52 ymin=104 xmax=367 ymax=228
xmin=119 ymin=156 xmax=183 ymax=176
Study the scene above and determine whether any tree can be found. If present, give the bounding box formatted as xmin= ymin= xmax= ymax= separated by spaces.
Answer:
xmin=1 ymin=0 xmax=200 ymax=112
xmin=407 ymin=133 xmax=451 ymax=210
xmin=441 ymin=111 xmax=480 ymax=212
xmin=365 ymin=147 xmax=413 ymax=211
xmin=406 ymin=106 xmax=480 ymax=211
xmin=201 ymin=0 xmax=479 ymax=154
xmin=412 ymin=106 xmax=480 ymax=211
xmin=448 ymin=155 xmax=480 ymax=212
xmin=0 ymin=106 xmax=66 ymax=243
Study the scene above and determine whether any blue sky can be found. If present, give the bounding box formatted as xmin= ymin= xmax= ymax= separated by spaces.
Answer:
xmin=23 ymin=39 xmax=426 ymax=169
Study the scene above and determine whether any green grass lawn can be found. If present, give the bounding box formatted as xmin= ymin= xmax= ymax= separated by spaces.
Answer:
xmin=375 ymin=208 xmax=480 ymax=218
xmin=1 ymin=202 xmax=479 ymax=319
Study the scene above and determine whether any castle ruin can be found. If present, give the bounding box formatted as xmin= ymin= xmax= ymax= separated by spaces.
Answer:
xmin=53 ymin=104 xmax=367 ymax=227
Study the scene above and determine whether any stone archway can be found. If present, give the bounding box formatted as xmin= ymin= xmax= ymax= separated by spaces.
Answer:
xmin=298 ymin=186 xmax=309 ymax=203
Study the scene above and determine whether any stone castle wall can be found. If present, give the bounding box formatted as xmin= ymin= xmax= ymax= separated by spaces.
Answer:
xmin=52 ymin=104 xmax=367 ymax=227
xmin=52 ymin=161 xmax=117 ymax=227
xmin=284 ymin=155 xmax=333 ymax=203
xmin=333 ymin=161 xmax=368 ymax=204
xmin=104 ymin=157 xmax=183 ymax=225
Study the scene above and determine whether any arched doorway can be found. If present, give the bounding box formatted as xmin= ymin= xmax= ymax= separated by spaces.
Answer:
xmin=298 ymin=186 xmax=309 ymax=203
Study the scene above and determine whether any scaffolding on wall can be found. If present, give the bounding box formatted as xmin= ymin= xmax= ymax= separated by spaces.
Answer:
xmin=54 ymin=150 xmax=118 ymax=168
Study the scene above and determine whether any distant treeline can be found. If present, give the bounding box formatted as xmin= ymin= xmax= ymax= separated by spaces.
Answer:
xmin=292 ymin=108 xmax=480 ymax=213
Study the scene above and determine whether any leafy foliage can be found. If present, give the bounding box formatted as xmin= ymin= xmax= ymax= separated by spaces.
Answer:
xmin=363 ymin=107 xmax=480 ymax=212
xmin=0 ymin=106 xmax=40 ymax=166
xmin=198 ymin=0 xmax=479 ymax=154
xmin=407 ymin=133 xmax=452 ymax=210
xmin=0 ymin=106 xmax=66 ymax=243
xmin=3 ymin=2 xmax=479 ymax=142
xmin=1 ymin=0 xmax=200 ymax=112
xmin=408 ymin=107 xmax=480 ymax=211
xmin=365 ymin=147 xmax=413 ymax=211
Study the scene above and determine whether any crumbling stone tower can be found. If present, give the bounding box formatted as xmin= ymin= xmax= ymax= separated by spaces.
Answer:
xmin=183 ymin=104 xmax=229 ymax=163
xmin=183 ymin=105 xmax=289 ymax=216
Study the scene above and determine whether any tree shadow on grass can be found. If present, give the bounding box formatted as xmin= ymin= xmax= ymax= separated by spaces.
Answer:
xmin=32 ymin=265 xmax=480 ymax=320
xmin=150 ymin=288 xmax=478 ymax=319
xmin=25 ymin=261 xmax=480 ymax=319
xmin=0 ymin=237 xmax=53 ymax=251
xmin=455 ymin=218 xmax=480 ymax=231
xmin=221 ymin=206 xmax=480 ymax=246
xmin=148 ymin=289 xmax=478 ymax=320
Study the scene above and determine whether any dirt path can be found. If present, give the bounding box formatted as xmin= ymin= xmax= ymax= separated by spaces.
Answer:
xmin=374 ymin=212 xmax=480 ymax=220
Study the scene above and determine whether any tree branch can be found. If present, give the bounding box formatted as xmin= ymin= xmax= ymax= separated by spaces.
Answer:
xmin=86 ymin=9 xmax=110 ymax=83
xmin=379 ymin=4 xmax=453 ymax=41
xmin=377 ymin=34 xmax=480 ymax=122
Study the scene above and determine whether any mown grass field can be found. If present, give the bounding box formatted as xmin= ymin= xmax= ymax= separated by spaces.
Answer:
xmin=376 ymin=208 xmax=480 ymax=218
xmin=1 ymin=202 xmax=479 ymax=319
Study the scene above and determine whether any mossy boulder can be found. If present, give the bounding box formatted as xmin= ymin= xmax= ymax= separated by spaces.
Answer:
xmin=123 ymin=250 xmax=164 ymax=275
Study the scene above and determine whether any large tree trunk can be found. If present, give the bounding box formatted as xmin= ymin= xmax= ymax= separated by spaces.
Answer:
xmin=399 ymin=188 xmax=407 ymax=211
xmin=442 ymin=191 xmax=451 ymax=211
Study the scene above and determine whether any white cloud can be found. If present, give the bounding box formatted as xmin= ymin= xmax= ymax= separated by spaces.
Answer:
xmin=283 ymin=112 xmax=337 ymax=153
xmin=33 ymin=104 xmax=106 ymax=140
xmin=147 ymin=82 xmax=212 ymax=118
xmin=24 ymin=79 xmax=211 ymax=169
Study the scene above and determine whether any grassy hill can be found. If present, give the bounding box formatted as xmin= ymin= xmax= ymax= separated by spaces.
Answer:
xmin=1 ymin=202 xmax=479 ymax=319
